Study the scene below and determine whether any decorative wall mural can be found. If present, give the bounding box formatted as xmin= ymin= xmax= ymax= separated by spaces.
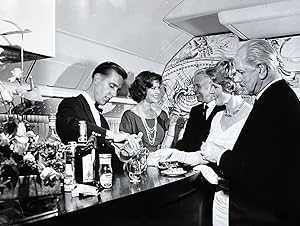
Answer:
xmin=161 ymin=33 xmax=300 ymax=116
xmin=161 ymin=33 xmax=240 ymax=115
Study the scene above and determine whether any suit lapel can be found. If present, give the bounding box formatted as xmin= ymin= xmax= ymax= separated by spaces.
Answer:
xmin=78 ymin=94 xmax=96 ymax=124
xmin=100 ymin=114 xmax=109 ymax=129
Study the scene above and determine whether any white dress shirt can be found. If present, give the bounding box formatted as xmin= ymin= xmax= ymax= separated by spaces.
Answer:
xmin=82 ymin=92 xmax=101 ymax=127
xmin=205 ymin=100 xmax=216 ymax=120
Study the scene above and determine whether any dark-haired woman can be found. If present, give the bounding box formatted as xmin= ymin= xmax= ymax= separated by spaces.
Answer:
xmin=119 ymin=71 xmax=177 ymax=152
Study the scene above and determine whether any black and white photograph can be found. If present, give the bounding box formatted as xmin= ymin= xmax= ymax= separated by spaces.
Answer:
xmin=0 ymin=0 xmax=299 ymax=225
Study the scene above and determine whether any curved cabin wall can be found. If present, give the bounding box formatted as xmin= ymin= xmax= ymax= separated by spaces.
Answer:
xmin=0 ymin=0 xmax=191 ymax=99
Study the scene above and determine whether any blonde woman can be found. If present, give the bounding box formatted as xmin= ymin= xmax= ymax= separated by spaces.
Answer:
xmin=156 ymin=58 xmax=252 ymax=226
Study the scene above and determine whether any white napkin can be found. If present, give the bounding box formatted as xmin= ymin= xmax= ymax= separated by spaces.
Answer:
xmin=193 ymin=165 xmax=218 ymax=185
xmin=71 ymin=184 xmax=98 ymax=197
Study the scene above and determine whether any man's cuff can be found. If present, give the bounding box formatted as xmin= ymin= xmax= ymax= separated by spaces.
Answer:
xmin=105 ymin=130 xmax=114 ymax=140
xmin=217 ymin=148 xmax=227 ymax=165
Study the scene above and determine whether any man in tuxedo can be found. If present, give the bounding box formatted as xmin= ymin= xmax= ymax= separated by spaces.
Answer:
xmin=56 ymin=61 xmax=140 ymax=174
xmin=201 ymin=39 xmax=300 ymax=225
xmin=175 ymin=68 xmax=224 ymax=152
xmin=174 ymin=68 xmax=224 ymax=226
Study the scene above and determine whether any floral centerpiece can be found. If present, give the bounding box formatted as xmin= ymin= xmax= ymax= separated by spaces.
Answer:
xmin=0 ymin=67 xmax=65 ymax=199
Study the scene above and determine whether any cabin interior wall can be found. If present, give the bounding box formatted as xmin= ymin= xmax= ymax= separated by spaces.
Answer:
xmin=160 ymin=33 xmax=300 ymax=118
xmin=2 ymin=31 xmax=300 ymax=135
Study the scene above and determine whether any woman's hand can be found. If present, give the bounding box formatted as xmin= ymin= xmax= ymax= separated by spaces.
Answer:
xmin=113 ymin=132 xmax=142 ymax=151
xmin=200 ymin=141 xmax=227 ymax=163
xmin=155 ymin=148 xmax=180 ymax=162
xmin=169 ymin=113 xmax=179 ymax=127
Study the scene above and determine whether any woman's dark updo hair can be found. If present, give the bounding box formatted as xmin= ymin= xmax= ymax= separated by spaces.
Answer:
xmin=206 ymin=58 xmax=242 ymax=95
xmin=129 ymin=71 xmax=162 ymax=103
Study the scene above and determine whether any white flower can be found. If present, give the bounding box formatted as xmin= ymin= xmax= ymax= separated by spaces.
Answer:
xmin=16 ymin=121 xmax=26 ymax=137
xmin=9 ymin=68 xmax=23 ymax=83
xmin=10 ymin=140 xmax=27 ymax=156
xmin=15 ymin=136 xmax=29 ymax=144
xmin=23 ymin=153 xmax=35 ymax=162
xmin=40 ymin=167 xmax=57 ymax=180
xmin=0 ymin=132 xmax=10 ymax=146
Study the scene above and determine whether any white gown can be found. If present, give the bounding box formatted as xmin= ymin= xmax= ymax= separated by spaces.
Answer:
xmin=202 ymin=111 xmax=248 ymax=226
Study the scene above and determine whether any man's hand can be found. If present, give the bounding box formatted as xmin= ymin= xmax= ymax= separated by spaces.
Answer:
xmin=113 ymin=132 xmax=142 ymax=151
xmin=200 ymin=141 xmax=227 ymax=163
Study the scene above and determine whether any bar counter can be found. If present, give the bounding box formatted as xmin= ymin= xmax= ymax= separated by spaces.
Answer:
xmin=21 ymin=166 xmax=214 ymax=226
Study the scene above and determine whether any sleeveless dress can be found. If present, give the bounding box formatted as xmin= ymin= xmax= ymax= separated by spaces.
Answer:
xmin=205 ymin=110 xmax=249 ymax=226
xmin=119 ymin=110 xmax=169 ymax=152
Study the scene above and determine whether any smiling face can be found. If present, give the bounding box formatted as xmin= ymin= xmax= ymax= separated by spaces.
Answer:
xmin=193 ymin=73 xmax=214 ymax=104
xmin=210 ymin=83 xmax=231 ymax=106
xmin=144 ymin=80 xmax=162 ymax=104
xmin=93 ymin=70 xmax=124 ymax=105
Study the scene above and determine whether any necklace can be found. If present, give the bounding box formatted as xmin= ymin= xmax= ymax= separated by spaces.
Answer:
xmin=224 ymin=101 xmax=245 ymax=117
xmin=141 ymin=117 xmax=157 ymax=145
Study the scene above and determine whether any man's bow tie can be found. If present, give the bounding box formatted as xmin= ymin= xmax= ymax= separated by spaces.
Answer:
xmin=95 ymin=102 xmax=103 ymax=113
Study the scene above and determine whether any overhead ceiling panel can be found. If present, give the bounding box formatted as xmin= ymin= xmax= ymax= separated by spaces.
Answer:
xmin=55 ymin=0 xmax=191 ymax=65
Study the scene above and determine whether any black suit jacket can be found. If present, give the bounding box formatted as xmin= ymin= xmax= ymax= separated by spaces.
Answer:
xmin=175 ymin=103 xmax=225 ymax=152
xmin=219 ymin=80 xmax=300 ymax=225
xmin=56 ymin=94 xmax=124 ymax=174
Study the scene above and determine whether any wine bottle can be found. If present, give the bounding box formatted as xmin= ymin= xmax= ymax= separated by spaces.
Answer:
xmin=74 ymin=120 xmax=95 ymax=184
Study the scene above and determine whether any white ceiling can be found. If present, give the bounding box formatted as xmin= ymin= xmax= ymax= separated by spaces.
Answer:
xmin=55 ymin=0 xmax=192 ymax=65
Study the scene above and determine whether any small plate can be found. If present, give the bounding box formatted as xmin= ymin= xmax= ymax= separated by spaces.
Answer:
xmin=157 ymin=165 xmax=168 ymax=170
xmin=160 ymin=168 xmax=187 ymax=176
xmin=157 ymin=160 xmax=179 ymax=170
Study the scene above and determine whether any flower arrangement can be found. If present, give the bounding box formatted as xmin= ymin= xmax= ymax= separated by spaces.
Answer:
xmin=0 ymin=67 xmax=65 ymax=197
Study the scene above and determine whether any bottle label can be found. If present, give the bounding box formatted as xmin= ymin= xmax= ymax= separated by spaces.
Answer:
xmin=82 ymin=154 xmax=94 ymax=183
xmin=78 ymin=121 xmax=87 ymax=143
xmin=49 ymin=120 xmax=56 ymax=128
xmin=100 ymin=158 xmax=111 ymax=165
xmin=99 ymin=173 xmax=113 ymax=188
xmin=64 ymin=164 xmax=75 ymax=191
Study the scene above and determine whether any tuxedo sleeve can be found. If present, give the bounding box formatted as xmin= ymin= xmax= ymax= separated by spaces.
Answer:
xmin=56 ymin=97 xmax=107 ymax=144
xmin=175 ymin=107 xmax=201 ymax=151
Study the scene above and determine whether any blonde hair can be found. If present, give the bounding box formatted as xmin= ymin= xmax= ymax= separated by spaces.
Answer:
xmin=206 ymin=58 xmax=242 ymax=95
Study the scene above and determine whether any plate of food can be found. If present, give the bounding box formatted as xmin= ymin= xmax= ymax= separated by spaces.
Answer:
xmin=160 ymin=167 xmax=187 ymax=176
xmin=157 ymin=160 xmax=179 ymax=170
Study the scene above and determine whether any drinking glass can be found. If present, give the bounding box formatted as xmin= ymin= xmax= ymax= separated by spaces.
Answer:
xmin=127 ymin=159 xmax=142 ymax=183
